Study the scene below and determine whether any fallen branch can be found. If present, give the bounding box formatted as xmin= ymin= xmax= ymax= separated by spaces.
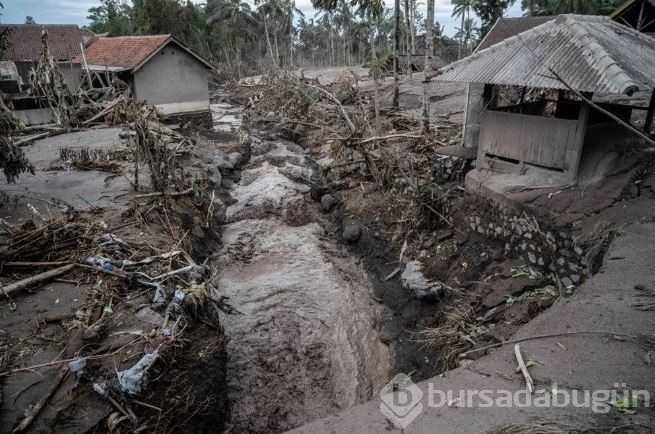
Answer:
xmin=2 ymin=261 xmax=74 ymax=267
xmin=14 ymin=132 xmax=51 ymax=147
xmin=358 ymin=133 xmax=423 ymax=145
xmin=1 ymin=264 xmax=75 ymax=296
xmin=12 ymin=330 xmax=83 ymax=432
xmin=81 ymin=98 xmax=122 ymax=125
xmin=133 ymin=186 xmax=194 ymax=199
xmin=514 ymin=344 xmax=534 ymax=393
xmin=460 ymin=330 xmax=636 ymax=358
xmin=307 ymin=84 xmax=357 ymax=135
xmin=13 ymin=366 xmax=69 ymax=432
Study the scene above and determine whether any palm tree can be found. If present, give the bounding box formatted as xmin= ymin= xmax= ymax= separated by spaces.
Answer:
xmin=208 ymin=0 xmax=258 ymax=76
xmin=451 ymin=0 xmax=475 ymax=59
xmin=422 ymin=0 xmax=435 ymax=132
xmin=392 ymin=0 xmax=400 ymax=107
xmin=454 ymin=17 xmax=479 ymax=56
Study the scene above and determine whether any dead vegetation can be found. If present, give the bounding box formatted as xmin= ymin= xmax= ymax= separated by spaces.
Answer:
xmin=0 ymin=204 xmax=227 ymax=432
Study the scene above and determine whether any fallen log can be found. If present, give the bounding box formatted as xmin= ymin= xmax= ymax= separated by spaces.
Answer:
xmin=1 ymin=264 xmax=76 ymax=296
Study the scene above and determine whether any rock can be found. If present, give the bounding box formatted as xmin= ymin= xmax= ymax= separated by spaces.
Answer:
xmin=208 ymin=166 xmax=222 ymax=186
xmin=455 ymin=232 xmax=469 ymax=246
xmin=561 ymin=277 xmax=573 ymax=288
xmin=343 ymin=221 xmax=361 ymax=243
xmin=481 ymin=275 xmax=550 ymax=308
xmin=136 ymin=306 xmax=165 ymax=326
xmin=221 ymin=178 xmax=235 ymax=189
xmin=422 ymin=238 xmax=435 ymax=249
xmin=227 ymin=152 xmax=243 ymax=167
xmin=309 ymin=184 xmax=326 ymax=201
xmin=401 ymin=260 xmax=442 ymax=301
xmin=213 ymin=156 xmax=234 ymax=171
xmin=83 ymin=327 xmax=99 ymax=341
xmin=321 ymin=194 xmax=337 ymax=212
xmin=436 ymin=229 xmax=453 ymax=242
xmin=571 ymin=274 xmax=580 ymax=283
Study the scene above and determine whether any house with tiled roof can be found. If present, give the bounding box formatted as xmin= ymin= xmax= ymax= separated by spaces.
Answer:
xmin=76 ymin=35 xmax=216 ymax=125
xmin=0 ymin=24 xmax=91 ymax=90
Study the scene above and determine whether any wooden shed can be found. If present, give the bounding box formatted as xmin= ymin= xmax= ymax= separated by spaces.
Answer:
xmin=435 ymin=15 xmax=655 ymax=182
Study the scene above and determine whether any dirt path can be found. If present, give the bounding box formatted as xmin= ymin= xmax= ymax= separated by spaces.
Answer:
xmin=210 ymin=99 xmax=389 ymax=433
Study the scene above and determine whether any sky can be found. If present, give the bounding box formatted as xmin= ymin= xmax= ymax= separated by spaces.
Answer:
xmin=1 ymin=0 xmax=524 ymax=37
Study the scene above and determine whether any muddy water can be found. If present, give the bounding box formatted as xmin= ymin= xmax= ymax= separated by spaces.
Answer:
xmin=210 ymin=98 xmax=389 ymax=433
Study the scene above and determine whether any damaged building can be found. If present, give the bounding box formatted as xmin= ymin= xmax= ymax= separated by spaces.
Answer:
xmin=0 ymin=24 xmax=92 ymax=91
xmin=435 ymin=15 xmax=655 ymax=193
xmin=75 ymin=35 xmax=216 ymax=126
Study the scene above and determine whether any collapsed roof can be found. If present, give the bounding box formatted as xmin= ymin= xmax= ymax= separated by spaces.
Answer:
xmin=436 ymin=15 xmax=655 ymax=95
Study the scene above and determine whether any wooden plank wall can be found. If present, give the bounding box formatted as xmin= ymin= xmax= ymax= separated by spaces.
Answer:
xmin=479 ymin=110 xmax=580 ymax=170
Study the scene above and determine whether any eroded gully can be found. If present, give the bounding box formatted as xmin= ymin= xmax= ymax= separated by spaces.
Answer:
xmin=209 ymin=93 xmax=390 ymax=433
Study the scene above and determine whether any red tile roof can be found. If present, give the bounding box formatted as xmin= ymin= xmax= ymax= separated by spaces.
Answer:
xmin=0 ymin=24 xmax=85 ymax=61
xmin=76 ymin=35 xmax=171 ymax=70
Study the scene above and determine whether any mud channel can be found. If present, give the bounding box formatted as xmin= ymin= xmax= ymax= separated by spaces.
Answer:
xmin=209 ymin=94 xmax=392 ymax=433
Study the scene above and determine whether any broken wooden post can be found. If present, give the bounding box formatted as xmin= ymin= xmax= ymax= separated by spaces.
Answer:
xmin=644 ymin=89 xmax=655 ymax=135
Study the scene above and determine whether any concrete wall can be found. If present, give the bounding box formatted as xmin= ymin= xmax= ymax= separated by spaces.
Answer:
xmin=14 ymin=61 xmax=82 ymax=92
xmin=14 ymin=108 xmax=55 ymax=126
xmin=59 ymin=62 xmax=82 ymax=92
xmin=133 ymin=43 xmax=209 ymax=115
xmin=461 ymin=83 xmax=485 ymax=148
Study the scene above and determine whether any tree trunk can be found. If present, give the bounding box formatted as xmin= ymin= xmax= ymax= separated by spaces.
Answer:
xmin=404 ymin=0 xmax=411 ymax=75
xmin=422 ymin=0 xmax=434 ymax=133
xmin=370 ymin=19 xmax=380 ymax=135
xmin=263 ymin=16 xmax=276 ymax=67
xmin=410 ymin=0 xmax=416 ymax=54
xmin=273 ymin=31 xmax=280 ymax=67
xmin=458 ymin=12 xmax=464 ymax=59
xmin=393 ymin=0 xmax=400 ymax=108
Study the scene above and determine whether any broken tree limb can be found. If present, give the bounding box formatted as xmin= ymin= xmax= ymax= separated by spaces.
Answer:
xmin=307 ymin=84 xmax=357 ymax=135
xmin=514 ymin=344 xmax=534 ymax=393
xmin=358 ymin=133 xmax=423 ymax=145
xmin=13 ymin=132 xmax=51 ymax=147
xmin=459 ymin=330 xmax=636 ymax=358
xmin=12 ymin=329 xmax=83 ymax=433
xmin=81 ymin=98 xmax=122 ymax=125
xmin=13 ymin=367 xmax=69 ymax=433
xmin=1 ymin=264 xmax=75 ymax=296
xmin=133 ymin=186 xmax=194 ymax=199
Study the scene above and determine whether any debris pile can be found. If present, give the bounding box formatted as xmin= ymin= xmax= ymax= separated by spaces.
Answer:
xmin=0 ymin=213 xmax=228 ymax=432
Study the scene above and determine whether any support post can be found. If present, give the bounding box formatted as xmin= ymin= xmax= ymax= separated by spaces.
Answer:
xmin=644 ymin=89 xmax=655 ymax=135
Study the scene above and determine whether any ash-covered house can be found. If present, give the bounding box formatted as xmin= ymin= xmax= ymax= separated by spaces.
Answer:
xmin=434 ymin=15 xmax=655 ymax=191
xmin=75 ymin=35 xmax=216 ymax=126
xmin=0 ymin=24 xmax=92 ymax=91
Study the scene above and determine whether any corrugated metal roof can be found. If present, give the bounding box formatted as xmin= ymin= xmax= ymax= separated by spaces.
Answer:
xmin=436 ymin=15 xmax=655 ymax=95
xmin=476 ymin=16 xmax=556 ymax=52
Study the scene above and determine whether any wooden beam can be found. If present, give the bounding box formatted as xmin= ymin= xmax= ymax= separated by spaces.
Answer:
xmin=644 ymin=89 xmax=655 ymax=135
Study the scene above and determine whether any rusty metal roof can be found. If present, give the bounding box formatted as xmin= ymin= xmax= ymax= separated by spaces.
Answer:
xmin=476 ymin=16 xmax=556 ymax=52
xmin=0 ymin=24 xmax=85 ymax=62
xmin=436 ymin=15 xmax=655 ymax=95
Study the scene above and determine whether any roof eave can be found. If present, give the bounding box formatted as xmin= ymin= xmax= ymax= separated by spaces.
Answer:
xmin=131 ymin=36 xmax=217 ymax=73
